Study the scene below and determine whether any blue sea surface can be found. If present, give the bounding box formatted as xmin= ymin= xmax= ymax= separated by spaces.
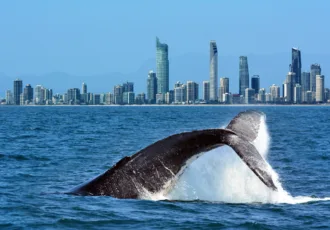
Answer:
xmin=0 ymin=106 xmax=329 ymax=229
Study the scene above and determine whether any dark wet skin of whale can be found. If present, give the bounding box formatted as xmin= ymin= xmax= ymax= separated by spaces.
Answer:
xmin=69 ymin=110 xmax=277 ymax=198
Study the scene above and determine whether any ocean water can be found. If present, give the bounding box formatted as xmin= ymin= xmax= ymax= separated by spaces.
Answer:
xmin=0 ymin=106 xmax=329 ymax=229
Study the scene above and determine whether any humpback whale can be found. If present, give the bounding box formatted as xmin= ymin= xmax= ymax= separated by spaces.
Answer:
xmin=70 ymin=110 xmax=277 ymax=198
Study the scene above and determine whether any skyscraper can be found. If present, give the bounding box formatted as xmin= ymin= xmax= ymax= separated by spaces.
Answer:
xmin=174 ymin=82 xmax=186 ymax=104
xmin=301 ymin=72 xmax=310 ymax=92
xmin=135 ymin=93 xmax=146 ymax=104
xmin=291 ymin=48 xmax=302 ymax=84
xmin=156 ymin=37 xmax=169 ymax=95
xmin=186 ymin=81 xmax=199 ymax=103
xmin=284 ymin=72 xmax=296 ymax=103
xmin=316 ymin=75 xmax=325 ymax=103
xmin=165 ymin=90 xmax=174 ymax=104
xmin=294 ymin=84 xmax=302 ymax=103
xmin=82 ymin=82 xmax=87 ymax=94
xmin=219 ymin=77 xmax=229 ymax=102
xmin=105 ymin=92 xmax=114 ymax=105
xmin=93 ymin=94 xmax=101 ymax=105
xmin=209 ymin=40 xmax=218 ymax=101
xmin=202 ymin=81 xmax=210 ymax=102
xmin=67 ymin=88 xmax=81 ymax=104
xmin=13 ymin=79 xmax=23 ymax=105
xmin=113 ymin=85 xmax=123 ymax=104
xmin=123 ymin=82 xmax=134 ymax=93
xmin=34 ymin=85 xmax=44 ymax=105
xmin=23 ymin=84 xmax=33 ymax=104
xmin=6 ymin=90 xmax=13 ymax=105
xmin=310 ymin=64 xmax=321 ymax=93
xmin=245 ymin=88 xmax=255 ymax=104
xmin=301 ymin=72 xmax=310 ymax=102
xmin=306 ymin=91 xmax=313 ymax=103
xmin=239 ymin=56 xmax=249 ymax=96
xmin=251 ymin=75 xmax=260 ymax=94
xmin=258 ymin=88 xmax=266 ymax=103
xmin=270 ymin=84 xmax=280 ymax=102
xmin=147 ymin=71 xmax=157 ymax=104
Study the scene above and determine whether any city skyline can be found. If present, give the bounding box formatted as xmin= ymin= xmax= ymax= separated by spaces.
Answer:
xmin=1 ymin=38 xmax=329 ymax=105
xmin=1 ymin=1 xmax=330 ymax=97
xmin=1 ymin=47 xmax=329 ymax=100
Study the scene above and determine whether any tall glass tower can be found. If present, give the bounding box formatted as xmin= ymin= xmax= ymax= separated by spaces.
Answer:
xmin=23 ymin=84 xmax=33 ymax=103
xmin=316 ymin=75 xmax=325 ymax=102
xmin=310 ymin=64 xmax=321 ymax=92
xmin=13 ymin=79 xmax=23 ymax=105
xmin=219 ymin=77 xmax=229 ymax=102
xmin=147 ymin=70 xmax=157 ymax=104
xmin=209 ymin=41 xmax=218 ymax=101
xmin=156 ymin=37 xmax=169 ymax=95
xmin=251 ymin=75 xmax=260 ymax=94
xmin=239 ymin=56 xmax=249 ymax=96
xmin=203 ymin=81 xmax=210 ymax=102
xmin=291 ymin=48 xmax=302 ymax=85
xmin=82 ymin=82 xmax=87 ymax=94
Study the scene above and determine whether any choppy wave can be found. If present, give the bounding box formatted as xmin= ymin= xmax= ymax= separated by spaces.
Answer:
xmin=142 ymin=116 xmax=330 ymax=204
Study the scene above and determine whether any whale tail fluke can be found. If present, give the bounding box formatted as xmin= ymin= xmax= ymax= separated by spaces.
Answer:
xmin=224 ymin=110 xmax=277 ymax=190
xmin=223 ymin=133 xmax=277 ymax=191
xmin=69 ymin=110 xmax=277 ymax=198
xmin=226 ymin=110 xmax=265 ymax=142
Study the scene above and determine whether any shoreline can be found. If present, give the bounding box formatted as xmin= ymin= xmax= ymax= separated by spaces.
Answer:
xmin=1 ymin=104 xmax=329 ymax=107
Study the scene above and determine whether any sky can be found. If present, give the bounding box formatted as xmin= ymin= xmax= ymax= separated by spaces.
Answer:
xmin=0 ymin=0 xmax=330 ymax=94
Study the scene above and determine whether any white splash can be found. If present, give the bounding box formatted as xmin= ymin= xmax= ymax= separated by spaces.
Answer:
xmin=142 ymin=116 xmax=330 ymax=204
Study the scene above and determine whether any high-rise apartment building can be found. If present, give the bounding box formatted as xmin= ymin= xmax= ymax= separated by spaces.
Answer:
xmin=251 ymin=75 xmax=260 ymax=94
xmin=80 ymin=82 xmax=88 ymax=104
xmin=301 ymin=72 xmax=310 ymax=102
xmin=93 ymin=94 xmax=101 ymax=105
xmin=34 ymin=85 xmax=44 ymax=105
xmin=316 ymin=75 xmax=325 ymax=103
xmin=310 ymin=64 xmax=321 ymax=93
xmin=67 ymin=88 xmax=80 ymax=104
xmin=209 ymin=40 xmax=218 ymax=101
xmin=301 ymin=72 xmax=310 ymax=93
xmin=156 ymin=37 xmax=169 ymax=96
xmin=174 ymin=82 xmax=186 ymax=103
xmin=147 ymin=70 xmax=157 ymax=104
xmin=135 ymin=93 xmax=146 ymax=104
xmin=270 ymin=84 xmax=280 ymax=102
xmin=82 ymin=82 xmax=87 ymax=94
xmin=219 ymin=77 xmax=229 ymax=102
xmin=186 ymin=81 xmax=199 ymax=103
xmin=291 ymin=48 xmax=302 ymax=84
xmin=245 ymin=88 xmax=255 ymax=104
xmin=258 ymin=88 xmax=266 ymax=103
xmin=23 ymin=84 xmax=33 ymax=104
xmin=284 ymin=72 xmax=296 ymax=103
xmin=6 ymin=90 xmax=13 ymax=105
xmin=239 ymin=56 xmax=249 ymax=96
xmin=123 ymin=82 xmax=134 ymax=93
xmin=202 ymin=81 xmax=210 ymax=102
xmin=306 ymin=91 xmax=313 ymax=103
xmin=13 ymin=79 xmax=23 ymax=105
xmin=223 ymin=93 xmax=231 ymax=104
xmin=165 ymin=90 xmax=174 ymax=104
xmin=113 ymin=85 xmax=123 ymax=105
xmin=294 ymin=84 xmax=302 ymax=103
